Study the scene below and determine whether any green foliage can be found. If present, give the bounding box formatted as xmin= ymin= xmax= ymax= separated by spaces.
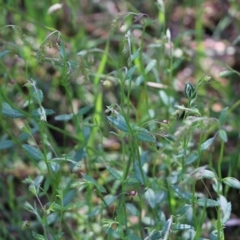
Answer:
xmin=1 ymin=1 xmax=240 ymax=239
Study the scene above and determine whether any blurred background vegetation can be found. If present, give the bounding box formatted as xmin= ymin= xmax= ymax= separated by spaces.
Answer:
xmin=1 ymin=0 xmax=240 ymax=239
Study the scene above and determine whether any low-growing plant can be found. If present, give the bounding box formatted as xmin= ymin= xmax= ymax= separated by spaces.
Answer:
xmin=1 ymin=2 xmax=240 ymax=240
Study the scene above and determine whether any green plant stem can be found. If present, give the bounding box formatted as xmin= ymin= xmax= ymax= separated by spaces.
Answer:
xmin=218 ymin=140 xmax=225 ymax=181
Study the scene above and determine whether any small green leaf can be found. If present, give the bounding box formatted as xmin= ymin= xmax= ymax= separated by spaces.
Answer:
xmin=176 ymin=204 xmax=191 ymax=215
xmin=0 ymin=140 xmax=14 ymax=150
xmin=201 ymin=170 xmax=216 ymax=179
xmin=106 ymin=166 xmax=122 ymax=180
xmin=104 ymin=195 xmax=118 ymax=207
xmin=210 ymin=230 xmax=223 ymax=240
xmin=145 ymin=59 xmax=156 ymax=74
xmin=223 ymin=177 xmax=240 ymax=189
xmin=29 ymin=184 xmax=38 ymax=196
xmin=159 ymin=90 xmax=171 ymax=106
xmin=133 ymin=161 xmax=146 ymax=184
xmin=135 ymin=75 xmax=144 ymax=85
xmin=32 ymin=231 xmax=45 ymax=240
xmin=126 ymin=203 xmax=139 ymax=216
xmin=22 ymin=144 xmax=44 ymax=161
xmin=82 ymin=173 xmax=106 ymax=193
xmin=219 ymin=71 xmax=233 ymax=77
xmin=0 ymin=50 xmax=11 ymax=58
xmin=59 ymin=40 xmax=66 ymax=59
xmin=2 ymin=102 xmax=25 ymax=118
xmin=196 ymin=198 xmax=219 ymax=207
xmin=184 ymin=82 xmax=196 ymax=99
xmin=185 ymin=152 xmax=198 ymax=165
xmin=88 ymin=206 xmax=102 ymax=217
xmin=172 ymin=185 xmax=193 ymax=201
xmin=125 ymin=65 xmax=137 ymax=80
xmin=55 ymin=113 xmax=73 ymax=121
xmin=32 ymin=89 xmax=43 ymax=104
xmin=172 ymin=224 xmax=194 ymax=230
xmin=125 ymin=234 xmax=141 ymax=240
xmin=107 ymin=114 xmax=129 ymax=132
xmin=131 ymin=47 xmax=141 ymax=61
xmin=218 ymin=195 xmax=231 ymax=224
xmin=33 ymin=175 xmax=44 ymax=187
xmin=219 ymin=107 xmax=228 ymax=125
xmin=31 ymin=108 xmax=55 ymax=118
xmin=200 ymin=137 xmax=215 ymax=151
xmin=116 ymin=204 xmax=127 ymax=225
xmin=164 ymin=134 xmax=176 ymax=142
xmin=19 ymin=126 xmax=39 ymax=141
xmin=144 ymin=188 xmax=156 ymax=208
xmin=50 ymin=162 xmax=60 ymax=172
xmin=140 ymin=151 xmax=149 ymax=166
xmin=134 ymin=128 xmax=156 ymax=143
xmin=212 ymin=178 xmax=222 ymax=193
xmin=77 ymin=105 xmax=93 ymax=116
xmin=218 ymin=129 xmax=228 ymax=142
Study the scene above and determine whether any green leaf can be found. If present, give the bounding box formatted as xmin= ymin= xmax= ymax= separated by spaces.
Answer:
xmin=82 ymin=173 xmax=106 ymax=193
xmin=133 ymin=161 xmax=146 ymax=184
xmin=19 ymin=126 xmax=39 ymax=141
xmin=172 ymin=224 xmax=194 ymax=230
xmin=77 ymin=105 xmax=93 ymax=116
xmin=218 ymin=129 xmax=228 ymax=142
xmin=0 ymin=140 xmax=14 ymax=150
xmin=135 ymin=75 xmax=144 ymax=85
xmin=107 ymin=112 xmax=156 ymax=143
xmin=159 ymin=90 xmax=171 ymax=106
xmin=223 ymin=177 xmax=240 ymax=189
xmin=218 ymin=71 xmax=233 ymax=77
xmin=219 ymin=107 xmax=228 ymax=125
xmin=131 ymin=47 xmax=141 ymax=61
xmin=218 ymin=195 xmax=231 ymax=224
xmin=125 ymin=65 xmax=137 ymax=80
xmin=200 ymin=170 xmax=216 ymax=179
xmin=59 ymin=40 xmax=66 ymax=59
xmin=200 ymin=137 xmax=215 ymax=152
xmin=172 ymin=185 xmax=193 ymax=201
xmin=116 ymin=204 xmax=127 ymax=225
xmin=106 ymin=166 xmax=122 ymax=180
xmin=0 ymin=50 xmax=11 ymax=58
xmin=212 ymin=178 xmax=222 ymax=193
xmin=144 ymin=188 xmax=156 ymax=208
xmin=196 ymin=198 xmax=219 ymax=207
xmin=163 ymin=134 xmax=176 ymax=142
xmin=89 ymin=206 xmax=101 ymax=217
xmin=126 ymin=203 xmax=139 ymax=216
xmin=104 ymin=195 xmax=118 ymax=207
xmin=125 ymin=234 xmax=141 ymax=240
xmin=32 ymin=89 xmax=43 ymax=104
xmin=185 ymin=152 xmax=198 ymax=165
xmin=32 ymin=231 xmax=45 ymax=240
xmin=31 ymin=108 xmax=55 ymax=118
xmin=210 ymin=230 xmax=223 ymax=240
xmin=184 ymin=82 xmax=196 ymax=99
xmin=176 ymin=204 xmax=191 ymax=215
xmin=1 ymin=102 xmax=25 ymax=118
xmin=105 ymin=226 xmax=122 ymax=239
xmin=140 ymin=151 xmax=149 ymax=166
xmin=43 ymin=177 xmax=51 ymax=192
xmin=50 ymin=162 xmax=60 ymax=172
xmin=134 ymin=128 xmax=156 ymax=143
xmin=145 ymin=59 xmax=156 ymax=74
xmin=22 ymin=144 xmax=44 ymax=161
xmin=107 ymin=114 xmax=129 ymax=132
xmin=33 ymin=175 xmax=44 ymax=187
xmin=55 ymin=113 xmax=73 ymax=121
